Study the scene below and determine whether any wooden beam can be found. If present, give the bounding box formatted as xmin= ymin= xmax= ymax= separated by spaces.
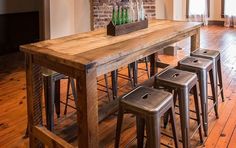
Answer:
xmin=76 ymin=68 xmax=99 ymax=148
xmin=33 ymin=126 xmax=74 ymax=148
xmin=191 ymin=28 xmax=200 ymax=52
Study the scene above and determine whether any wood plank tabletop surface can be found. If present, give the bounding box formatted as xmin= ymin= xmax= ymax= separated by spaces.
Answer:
xmin=20 ymin=20 xmax=202 ymax=71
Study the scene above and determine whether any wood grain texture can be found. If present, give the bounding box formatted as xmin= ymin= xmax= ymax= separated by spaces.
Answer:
xmin=20 ymin=20 xmax=202 ymax=74
xmin=191 ymin=28 xmax=200 ymax=51
xmin=25 ymin=54 xmax=44 ymax=147
xmin=33 ymin=126 xmax=74 ymax=148
xmin=76 ymin=68 xmax=99 ymax=148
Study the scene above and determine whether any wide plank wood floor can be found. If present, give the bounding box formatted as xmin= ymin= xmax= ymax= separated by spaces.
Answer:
xmin=0 ymin=25 xmax=236 ymax=148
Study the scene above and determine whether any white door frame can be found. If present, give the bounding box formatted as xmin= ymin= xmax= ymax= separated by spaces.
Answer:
xmin=39 ymin=0 xmax=50 ymax=40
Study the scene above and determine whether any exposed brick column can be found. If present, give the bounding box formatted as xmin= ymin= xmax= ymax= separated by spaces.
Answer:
xmin=93 ymin=0 xmax=156 ymax=29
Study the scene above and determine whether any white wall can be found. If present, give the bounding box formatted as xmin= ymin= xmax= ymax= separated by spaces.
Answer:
xmin=173 ymin=0 xmax=184 ymax=20
xmin=75 ymin=0 xmax=91 ymax=33
xmin=0 ymin=0 xmax=38 ymax=14
xmin=156 ymin=0 xmax=165 ymax=19
xmin=50 ymin=0 xmax=75 ymax=38
xmin=156 ymin=0 xmax=174 ymax=19
xmin=156 ymin=0 xmax=223 ymax=21
xmin=49 ymin=0 xmax=91 ymax=39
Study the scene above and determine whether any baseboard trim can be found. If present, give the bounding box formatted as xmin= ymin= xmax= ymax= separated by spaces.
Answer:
xmin=208 ymin=20 xmax=224 ymax=26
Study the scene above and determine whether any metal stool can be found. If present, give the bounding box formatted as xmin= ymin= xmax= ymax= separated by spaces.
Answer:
xmin=43 ymin=72 xmax=65 ymax=131
xmin=111 ymin=64 xmax=135 ymax=100
xmin=43 ymin=73 xmax=111 ymax=131
xmin=191 ymin=48 xmax=224 ymax=102
xmin=178 ymin=56 xmax=218 ymax=137
xmin=115 ymin=86 xmax=179 ymax=148
xmin=64 ymin=74 xmax=111 ymax=115
xmin=133 ymin=57 xmax=151 ymax=85
xmin=111 ymin=58 xmax=150 ymax=100
xmin=156 ymin=68 xmax=203 ymax=148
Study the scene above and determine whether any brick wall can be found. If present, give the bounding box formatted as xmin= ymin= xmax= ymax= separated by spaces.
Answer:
xmin=93 ymin=0 xmax=156 ymax=29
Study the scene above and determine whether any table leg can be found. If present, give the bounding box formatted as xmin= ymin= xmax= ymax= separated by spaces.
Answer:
xmin=150 ymin=53 xmax=158 ymax=76
xmin=76 ymin=68 xmax=99 ymax=148
xmin=191 ymin=28 xmax=200 ymax=52
xmin=25 ymin=54 xmax=44 ymax=147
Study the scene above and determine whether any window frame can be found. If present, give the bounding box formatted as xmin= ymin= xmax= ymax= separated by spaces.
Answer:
xmin=186 ymin=0 xmax=210 ymax=18
xmin=221 ymin=0 xmax=224 ymax=18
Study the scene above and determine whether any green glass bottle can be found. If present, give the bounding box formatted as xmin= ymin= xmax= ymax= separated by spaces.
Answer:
xmin=112 ymin=6 xmax=116 ymax=25
xmin=125 ymin=8 xmax=129 ymax=23
xmin=121 ymin=7 xmax=125 ymax=24
xmin=117 ymin=6 xmax=121 ymax=25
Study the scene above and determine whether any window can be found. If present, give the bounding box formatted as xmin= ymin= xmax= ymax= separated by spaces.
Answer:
xmin=186 ymin=0 xmax=210 ymax=18
xmin=222 ymin=0 xmax=236 ymax=17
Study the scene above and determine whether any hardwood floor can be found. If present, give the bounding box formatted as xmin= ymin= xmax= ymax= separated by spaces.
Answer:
xmin=0 ymin=25 xmax=236 ymax=148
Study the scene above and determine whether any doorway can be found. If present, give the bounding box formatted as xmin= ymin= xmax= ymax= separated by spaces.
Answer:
xmin=0 ymin=0 xmax=40 ymax=55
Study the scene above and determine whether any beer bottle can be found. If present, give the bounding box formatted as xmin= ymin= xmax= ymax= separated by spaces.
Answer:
xmin=121 ymin=7 xmax=125 ymax=24
xmin=117 ymin=6 xmax=121 ymax=25
xmin=125 ymin=8 xmax=129 ymax=23
xmin=112 ymin=6 xmax=117 ymax=25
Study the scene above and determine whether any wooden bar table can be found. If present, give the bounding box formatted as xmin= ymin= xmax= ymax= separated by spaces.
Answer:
xmin=21 ymin=20 xmax=202 ymax=148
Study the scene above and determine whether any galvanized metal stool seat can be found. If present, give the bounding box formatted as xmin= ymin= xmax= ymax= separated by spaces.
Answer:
xmin=178 ymin=56 xmax=218 ymax=137
xmin=156 ymin=68 xmax=203 ymax=148
xmin=191 ymin=48 xmax=224 ymax=102
xmin=115 ymin=86 xmax=179 ymax=148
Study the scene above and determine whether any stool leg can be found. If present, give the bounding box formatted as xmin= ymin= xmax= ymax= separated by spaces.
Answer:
xmin=212 ymin=60 xmax=218 ymax=103
xmin=164 ymin=89 xmax=178 ymax=129
xmin=164 ymin=89 xmax=174 ymax=129
xmin=163 ymin=112 xmax=169 ymax=129
xmin=150 ymin=53 xmax=158 ymax=76
xmin=134 ymin=61 xmax=138 ymax=87
xmin=169 ymin=105 xmax=179 ymax=148
xmin=136 ymin=116 xmax=145 ymax=148
xmin=217 ymin=59 xmax=224 ymax=102
xmin=192 ymin=85 xmax=203 ymax=143
xmin=54 ymin=79 xmax=61 ymax=118
xmin=43 ymin=75 xmax=55 ymax=131
xmin=199 ymin=71 xmax=208 ymax=136
xmin=132 ymin=62 xmax=138 ymax=87
xmin=64 ymin=78 xmax=71 ymax=115
xmin=104 ymin=74 xmax=111 ymax=101
xmin=128 ymin=64 xmax=135 ymax=88
xmin=145 ymin=57 xmax=150 ymax=78
xmin=70 ymin=78 xmax=79 ymax=110
xmin=115 ymin=106 xmax=124 ymax=148
xmin=178 ymin=88 xmax=190 ymax=148
xmin=209 ymin=69 xmax=219 ymax=118
xmin=111 ymin=70 xmax=118 ymax=100
xmin=146 ymin=116 xmax=160 ymax=148
xmin=173 ymin=90 xmax=178 ymax=106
